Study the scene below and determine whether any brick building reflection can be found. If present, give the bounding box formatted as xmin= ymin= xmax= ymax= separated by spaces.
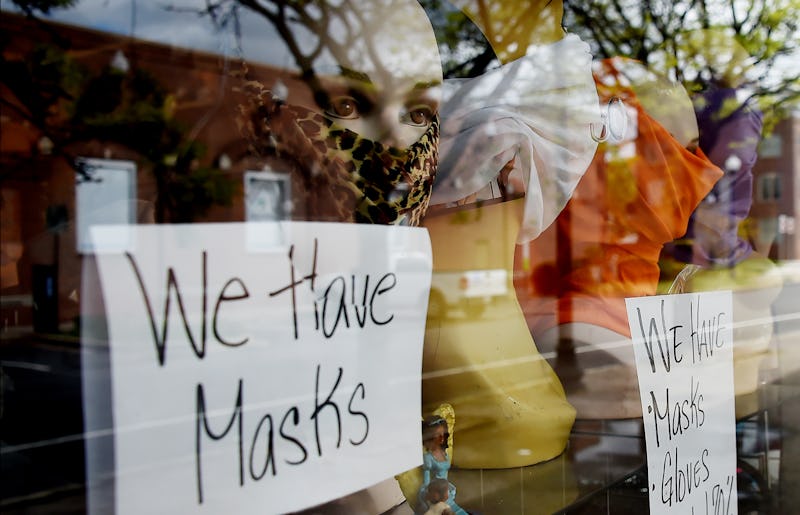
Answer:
xmin=1 ymin=13 xmax=307 ymax=336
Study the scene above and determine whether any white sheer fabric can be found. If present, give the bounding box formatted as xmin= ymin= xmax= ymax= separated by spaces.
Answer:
xmin=432 ymin=34 xmax=601 ymax=243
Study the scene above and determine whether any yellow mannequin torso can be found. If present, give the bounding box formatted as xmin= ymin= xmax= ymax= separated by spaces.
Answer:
xmin=422 ymin=198 xmax=576 ymax=468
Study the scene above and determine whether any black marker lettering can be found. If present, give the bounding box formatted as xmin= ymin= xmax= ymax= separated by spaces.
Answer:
xmin=370 ymin=273 xmax=396 ymax=325
xmin=348 ymin=383 xmax=369 ymax=446
xmin=213 ymin=278 xmax=250 ymax=347
xmin=352 ymin=275 xmax=369 ymax=327
xmin=279 ymin=407 xmax=308 ymax=466
xmin=195 ymin=379 xmax=243 ymax=504
xmin=311 ymin=365 xmax=342 ymax=456
xmin=636 ymin=300 xmax=672 ymax=373
xmin=249 ymin=413 xmax=276 ymax=480
xmin=322 ymin=276 xmax=349 ymax=338
xmin=269 ymin=239 xmax=319 ymax=340
xmin=715 ymin=312 xmax=726 ymax=349
xmin=649 ymin=388 xmax=670 ymax=447
xmin=669 ymin=324 xmax=683 ymax=364
xmin=126 ymin=251 xmax=208 ymax=366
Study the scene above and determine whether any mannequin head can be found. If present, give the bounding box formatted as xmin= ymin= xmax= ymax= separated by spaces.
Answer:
xmin=241 ymin=0 xmax=442 ymax=147
xmin=310 ymin=0 xmax=443 ymax=147
xmin=236 ymin=0 xmax=443 ymax=224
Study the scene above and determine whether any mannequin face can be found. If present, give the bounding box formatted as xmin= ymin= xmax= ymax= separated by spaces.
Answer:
xmin=311 ymin=0 xmax=443 ymax=147
xmin=236 ymin=0 xmax=442 ymax=226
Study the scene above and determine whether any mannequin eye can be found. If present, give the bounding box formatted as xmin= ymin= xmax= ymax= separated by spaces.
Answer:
xmin=326 ymin=96 xmax=360 ymax=119
xmin=403 ymin=106 xmax=434 ymax=127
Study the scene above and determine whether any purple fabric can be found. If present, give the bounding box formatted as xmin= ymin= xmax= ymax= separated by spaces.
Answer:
xmin=668 ymin=87 xmax=762 ymax=267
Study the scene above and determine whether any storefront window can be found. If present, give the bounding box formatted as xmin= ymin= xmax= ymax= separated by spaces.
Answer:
xmin=2 ymin=1 xmax=798 ymax=514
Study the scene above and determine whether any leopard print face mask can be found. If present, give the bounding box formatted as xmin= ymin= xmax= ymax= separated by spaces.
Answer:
xmin=238 ymin=80 xmax=439 ymax=226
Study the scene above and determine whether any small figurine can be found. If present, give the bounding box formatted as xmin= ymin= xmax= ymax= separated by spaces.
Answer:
xmin=417 ymin=410 xmax=467 ymax=515
xmin=395 ymin=404 xmax=469 ymax=515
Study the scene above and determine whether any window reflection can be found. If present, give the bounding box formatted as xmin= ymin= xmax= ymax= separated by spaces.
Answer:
xmin=0 ymin=1 xmax=799 ymax=514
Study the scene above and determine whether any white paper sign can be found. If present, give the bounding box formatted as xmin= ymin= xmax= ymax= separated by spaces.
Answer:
xmin=89 ymin=222 xmax=432 ymax=515
xmin=626 ymin=291 xmax=738 ymax=515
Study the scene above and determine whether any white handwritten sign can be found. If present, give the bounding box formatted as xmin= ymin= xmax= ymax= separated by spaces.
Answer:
xmin=626 ymin=291 xmax=738 ymax=515
xmin=89 ymin=222 xmax=432 ymax=514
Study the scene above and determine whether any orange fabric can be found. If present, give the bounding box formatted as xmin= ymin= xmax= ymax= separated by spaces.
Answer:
xmin=518 ymin=75 xmax=723 ymax=337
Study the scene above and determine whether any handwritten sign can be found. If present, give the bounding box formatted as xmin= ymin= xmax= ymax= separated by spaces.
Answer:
xmin=89 ymin=222 xmax=432 ymax=514
xmin=626 ymin=291 xmax=738 ymax=515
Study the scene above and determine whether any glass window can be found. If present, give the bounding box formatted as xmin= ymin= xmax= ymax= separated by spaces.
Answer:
xmin=2 ymin=1 xmax=799 ymax=514
xmin=759 ymin=135 xmax=783 ymax=159
xmin=757 ymin=172 xmax=782 ymax=202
